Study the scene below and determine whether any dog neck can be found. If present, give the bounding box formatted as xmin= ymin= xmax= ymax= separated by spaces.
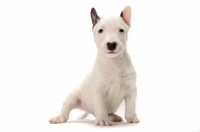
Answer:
xmin=94 ymin=48 xmax=133 ymax=77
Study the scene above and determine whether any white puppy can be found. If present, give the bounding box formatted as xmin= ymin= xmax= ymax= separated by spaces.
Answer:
xmin=49 ymin=6 xmax=139 ymax=126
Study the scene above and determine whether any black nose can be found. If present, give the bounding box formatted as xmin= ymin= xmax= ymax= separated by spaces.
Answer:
xmin=107 ymin=42 xmax=117 ymax=51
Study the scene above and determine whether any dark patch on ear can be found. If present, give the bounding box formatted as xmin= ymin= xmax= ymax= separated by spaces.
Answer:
xmin=120 ymin=11 xmax=123 ymax=18
xmin=91 ymin=8 xmax=100 ymax=28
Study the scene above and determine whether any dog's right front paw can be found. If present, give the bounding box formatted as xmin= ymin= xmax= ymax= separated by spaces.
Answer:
xmin=95 ymin=118 xmax=112 ymax=126
xmin=48 ymin=114 xmax=68 ymax=124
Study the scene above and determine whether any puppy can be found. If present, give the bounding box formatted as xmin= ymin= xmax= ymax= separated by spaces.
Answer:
xmin=49 ymin=6 xmax=139 ymax=126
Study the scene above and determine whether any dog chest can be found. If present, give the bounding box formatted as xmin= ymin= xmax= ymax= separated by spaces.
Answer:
xmin=104 ymin=76 xmax=134 ymax=112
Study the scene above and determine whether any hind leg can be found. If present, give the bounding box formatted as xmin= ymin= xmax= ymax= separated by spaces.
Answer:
xmin=49 ymin=88 xmax=80 ymax=124
xmin=108 ymin=113 xmax=123 ymax=122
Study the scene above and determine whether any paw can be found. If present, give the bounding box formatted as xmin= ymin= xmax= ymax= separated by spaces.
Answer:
xmin=95 ymin=118 xmax=112 ymax=126
xmin=49 ymin=114 xmax=68 ymax=124
xmin=108 ymin=113 xmax=123 ymax=122
xmin=125 ymin=115 xmax=140 ymax=123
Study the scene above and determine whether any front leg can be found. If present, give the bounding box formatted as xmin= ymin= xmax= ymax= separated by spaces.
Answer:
xmin=92 ymin=88 xmax=112 ymax=126
xmin=125 ymin=86 xmax=140 ymax=123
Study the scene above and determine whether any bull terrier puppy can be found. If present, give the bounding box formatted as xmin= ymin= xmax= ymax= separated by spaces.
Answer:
xmin=49 ymin=6 xmax=139 ymax=126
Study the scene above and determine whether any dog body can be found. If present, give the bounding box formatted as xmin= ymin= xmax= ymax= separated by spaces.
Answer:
xmin=80 ymin=48 xmax=136 ymax=113
xmin=49 ymin=6 xmax=139 ymax=126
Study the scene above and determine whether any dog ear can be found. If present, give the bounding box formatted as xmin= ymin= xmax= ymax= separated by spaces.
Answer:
xmin=120 ymin=6 xmax=131 ymax=26
xmin=91 ymin=8 xmax=100 ymax=28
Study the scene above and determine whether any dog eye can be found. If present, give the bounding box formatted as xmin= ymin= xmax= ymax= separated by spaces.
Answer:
xmin=98 ymin=29 xmax=103 ymax=33
xmin=119 ymin=29 xmax=124 ymax=32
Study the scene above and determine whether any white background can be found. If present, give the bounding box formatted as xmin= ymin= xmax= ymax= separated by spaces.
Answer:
xmin=0 ymin=0 xmax=200 ymax=132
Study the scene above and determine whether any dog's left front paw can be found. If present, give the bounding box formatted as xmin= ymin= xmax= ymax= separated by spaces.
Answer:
xmin=125 ymin=115 xmax=140 ymax=123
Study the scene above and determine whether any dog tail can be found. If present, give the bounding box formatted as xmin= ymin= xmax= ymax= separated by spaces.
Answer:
xmin=78 ymin=112 xmax=89 ymax=119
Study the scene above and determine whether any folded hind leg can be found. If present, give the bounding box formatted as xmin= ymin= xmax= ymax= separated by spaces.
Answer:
xmin=49 ymin=88 xmax=81 ymax=124
xmin=108 ymin=113 xmax=123 ymax=122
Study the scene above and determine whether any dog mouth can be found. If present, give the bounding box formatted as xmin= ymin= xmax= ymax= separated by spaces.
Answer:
xmin=108 ymin=51 xmax=116 ymax=54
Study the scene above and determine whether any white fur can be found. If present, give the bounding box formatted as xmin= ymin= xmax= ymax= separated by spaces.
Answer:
xmin=49 ymin=6 xmax=139 ymax=126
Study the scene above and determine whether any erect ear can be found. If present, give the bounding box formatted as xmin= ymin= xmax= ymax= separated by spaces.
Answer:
xmin=120 ymin=6 xmax=131 ymax=27
xmin=91 ymin=8 xmax=100 ymax=28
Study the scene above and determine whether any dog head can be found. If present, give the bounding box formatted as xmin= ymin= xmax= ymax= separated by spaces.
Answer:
xmin=91 ymin=6 xmax=131 ymax=57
